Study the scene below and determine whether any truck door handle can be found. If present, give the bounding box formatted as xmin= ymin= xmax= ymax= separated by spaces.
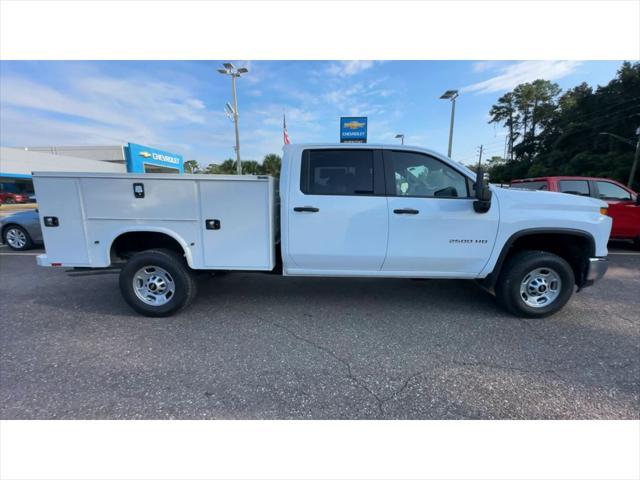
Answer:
xmin=294 ymin=206 xmax=319 ymax=212
xmin=393 ymin=208 xmax=419 ymax=215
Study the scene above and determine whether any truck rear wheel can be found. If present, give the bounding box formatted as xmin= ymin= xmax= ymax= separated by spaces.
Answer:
xmin=495 ymin=250 xmax=575 ymax=318
xmin=119 ymin=249 xmax=197 ymax=317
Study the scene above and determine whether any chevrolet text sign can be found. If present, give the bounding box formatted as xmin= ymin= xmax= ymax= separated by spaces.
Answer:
xmin=139 ymin=150 xmax=181 ymax=165
xmin=340 ymin=117 xmax=367 ymax=143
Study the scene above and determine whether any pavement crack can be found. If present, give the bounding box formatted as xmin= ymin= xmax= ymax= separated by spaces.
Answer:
xmin=253 ymin=314 xmax=385 ymax=417
xmin=380 ymin=371 xmax=425 ymax=404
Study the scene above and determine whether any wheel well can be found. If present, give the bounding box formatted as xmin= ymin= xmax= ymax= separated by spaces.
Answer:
xmin=2 ymin=223 xmax=15 ymax=236
xmin=110 ymin=231 xmax=185 ymax=262
xmin=489 ymin=231 xmax=595 ymax=287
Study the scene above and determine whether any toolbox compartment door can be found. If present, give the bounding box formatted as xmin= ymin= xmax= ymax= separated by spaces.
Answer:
xmin=31 ymin=176 xmax=90 ymax=266
xmin=199 ymin=177 xmax=275 ymax=270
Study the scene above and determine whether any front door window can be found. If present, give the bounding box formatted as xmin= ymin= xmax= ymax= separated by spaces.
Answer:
xmin=388 ymin=150 xmax=469 ymax=198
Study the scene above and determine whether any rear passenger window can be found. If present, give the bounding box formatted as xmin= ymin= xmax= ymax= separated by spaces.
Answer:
xmin=559 ymin=180 xmax=590 ymax=196
xmin=301 ymin=149 xmax=374 ymax=195
xmin=511 ymin=181 xmax=548 ymax=191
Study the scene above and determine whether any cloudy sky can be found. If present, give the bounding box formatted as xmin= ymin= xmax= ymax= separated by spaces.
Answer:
xmin=0 ymin=60 xmax=624 ymax=166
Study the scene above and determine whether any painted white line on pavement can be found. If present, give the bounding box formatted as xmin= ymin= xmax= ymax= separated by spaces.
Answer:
xmin=0 ymin=252 xmax=40 ymax=256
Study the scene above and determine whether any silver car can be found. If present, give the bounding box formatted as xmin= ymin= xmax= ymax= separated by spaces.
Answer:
xmin=0 ymin=210 xmax=42 ymax=250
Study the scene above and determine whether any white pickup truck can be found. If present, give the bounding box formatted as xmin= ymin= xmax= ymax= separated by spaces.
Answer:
xmin=32 ymin=144 xmax=611 ymax=318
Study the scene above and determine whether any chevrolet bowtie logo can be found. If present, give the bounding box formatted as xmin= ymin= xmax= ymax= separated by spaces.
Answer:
xmin=139 ymin=151 xmax=152 ymax=158
xmin=343 ymin=120 xmax=366 ymax=130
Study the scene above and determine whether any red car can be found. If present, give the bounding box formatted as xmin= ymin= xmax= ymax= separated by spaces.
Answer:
xmin=510 ymin=176 xmax=640 ymax=246
xmin=0 ymin=192 xmax=29 ymax=205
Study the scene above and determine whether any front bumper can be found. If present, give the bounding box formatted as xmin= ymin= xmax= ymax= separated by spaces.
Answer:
xmin=582 ymin=257 xmax=608 ymax=288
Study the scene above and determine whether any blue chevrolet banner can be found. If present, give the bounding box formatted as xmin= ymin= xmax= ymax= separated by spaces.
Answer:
xmin=125 ymin=143 xmax=184 ymax=173
xmin=340 ymin=117 xmax=367 ymax=143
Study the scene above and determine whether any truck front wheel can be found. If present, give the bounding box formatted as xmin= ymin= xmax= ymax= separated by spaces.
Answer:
xmin=495 ymin=250 xmax=575 ymax=318
xmin=119 ymin=249 xmax=197 ymax=317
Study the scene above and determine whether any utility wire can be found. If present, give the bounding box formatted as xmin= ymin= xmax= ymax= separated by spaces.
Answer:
xmin=486 ymin=97 xmax=639 ymax=143
xmin=481 ymin=103 xmax=639 ymax=154
xmin=555 ymin=96 xmax=640 ymax=122
xmin=554 ymin=103 xmax=640 ymax=126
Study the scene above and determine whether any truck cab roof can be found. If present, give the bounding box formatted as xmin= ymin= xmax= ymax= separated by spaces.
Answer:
xmin=511 ymin=176 xmax=637 ymax=195
xmin=513 ymin=175 xmax=626 ymax=184
xmin=284 ymin=143 xmax=476 ymax=178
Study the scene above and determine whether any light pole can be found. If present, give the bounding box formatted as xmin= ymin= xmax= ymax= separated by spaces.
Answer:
xmin=599 ymin=129 xmax=640 ymax=188
xmin=395 ymin=134 xmax=405 ymax=145
xmin=632 ymin=127 xmax=640 ymax=188
xmin=218 ymin=63 xmax=249 ymax=175
xmin=440 ymin=89 xmax=459 ymax=158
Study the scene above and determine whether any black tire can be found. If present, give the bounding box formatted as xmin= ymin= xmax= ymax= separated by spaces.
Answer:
xmin=2 ymin=224 xmax=34 ymax=251
xmin=119 ymin=249 xmax=197 ymax=317
xmin=495 ymin=250 xmax=575 ymax=318
xmin=633 ymin=237 xmax=640 ymax=250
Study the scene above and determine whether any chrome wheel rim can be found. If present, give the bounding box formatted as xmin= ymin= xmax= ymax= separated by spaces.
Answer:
xmin=6 ymin=228 xmax=27 ymax=249
xmin=520 ymin=267 xmax=561 ymax=308
xmin=132 ymin=265 xmax=175 ymax=306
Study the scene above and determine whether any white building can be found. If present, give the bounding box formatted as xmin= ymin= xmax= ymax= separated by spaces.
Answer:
xmin=0 ymin=142 xmax=184 ymax=197
xmin=0 ymin=146 xmax=126 ymax=196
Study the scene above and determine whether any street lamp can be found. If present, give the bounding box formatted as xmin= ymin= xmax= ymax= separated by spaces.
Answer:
xmin=218 ymin=63 xmax=249 ymax=174
xmin=395 ymin=134 xmax=405 ymax=145
xmin=440 ymin=89 xmax=459 ymax=158
xmin=600 ymin=129 xmax=640 ymax=188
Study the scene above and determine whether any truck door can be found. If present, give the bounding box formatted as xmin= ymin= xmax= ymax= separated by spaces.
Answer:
xmin=382 ymin=149 xmax=499 ymax=276
xmin=285 ymin=148 xmax=388 ymax=273
xmin=593 ymin=180 xmax=639 ymax=238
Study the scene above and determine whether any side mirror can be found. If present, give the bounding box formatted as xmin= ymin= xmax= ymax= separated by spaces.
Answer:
xmin=473 ymin=168 xmax=492 ymax=213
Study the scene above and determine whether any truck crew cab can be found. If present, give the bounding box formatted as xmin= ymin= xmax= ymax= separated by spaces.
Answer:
xmin=32 ymin=144 xmax=612 ymax=318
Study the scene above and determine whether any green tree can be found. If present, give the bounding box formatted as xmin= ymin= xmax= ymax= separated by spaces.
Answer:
xmin=515 ymin=79 xmax=562 ymax=160
xmin=557 ymin=82 xmax=592 ymax=116
xmin=489 ymin=92 xmax=518 ymax=161
xmin=261 ymin=153 xmax=282 ymax=177
xmin=241 ymin=160 xmax=262 ymax=175
xmin=204 ymin=159 xmax=237 ymax=174
xmin=530 ymin=79 xmax=561 ymax=137
xmin=201 ymin=155 xmax=282 ymax=177
xmin=183 ymin=159 xmax=201 ymax=174
xmin=514 ymin=82 xmax=535 ymax=143
xmin=484 ymin=62 xmax=640 ymax=190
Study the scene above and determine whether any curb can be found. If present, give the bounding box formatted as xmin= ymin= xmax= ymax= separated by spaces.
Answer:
xmin=0 ymin=203 xmax=38 ymax=211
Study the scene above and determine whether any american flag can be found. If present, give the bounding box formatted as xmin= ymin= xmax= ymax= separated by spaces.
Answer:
xmin=283 ymin=113 xmax=291 ymax=145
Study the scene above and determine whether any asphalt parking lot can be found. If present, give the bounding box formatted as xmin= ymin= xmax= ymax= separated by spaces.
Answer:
xmin=1 ymin=243 xmax=638 ymax=420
